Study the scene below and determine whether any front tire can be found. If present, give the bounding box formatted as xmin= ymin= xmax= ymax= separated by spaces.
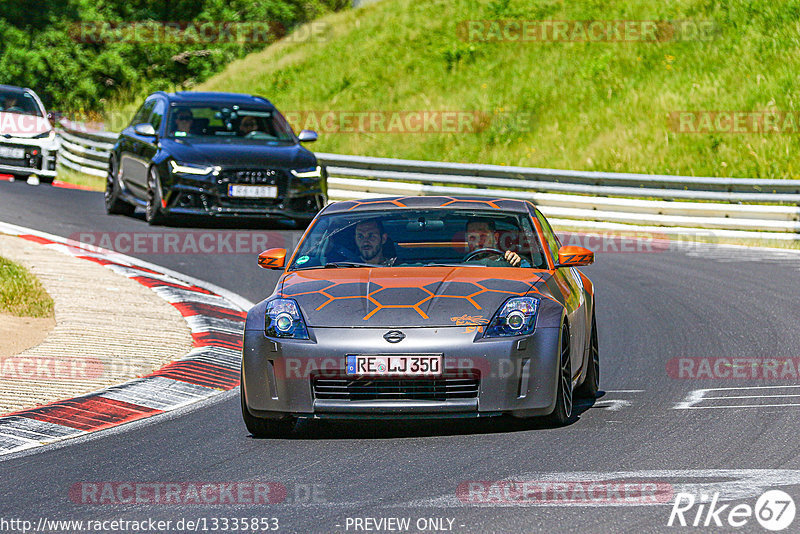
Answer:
xmin=575 ymin=312 xmax=599 ymax=398
xmin=543 ymin=322 xmax=574 ymax=426
xmin=105 ymin=159 xmax=135 ymax=216
xmin=240 ymin=385 xmax=296 ymax=438
xmin=145 ymin=166 xmax=167 ymax=225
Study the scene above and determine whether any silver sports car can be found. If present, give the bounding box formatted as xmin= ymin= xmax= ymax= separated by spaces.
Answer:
xmin=241 ymin=196 xmax=598 ymax=436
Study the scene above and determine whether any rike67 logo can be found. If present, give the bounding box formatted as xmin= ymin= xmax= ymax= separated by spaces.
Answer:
xmin=668 ymin=490 xmax=796 ymax=531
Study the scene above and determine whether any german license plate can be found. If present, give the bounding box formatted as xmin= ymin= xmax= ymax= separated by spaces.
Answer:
xmin=227 ymin=184 xmax=277 ymax=198
xmin=0 ymin=146 xmax=24 ymax=159
xmin=346 ymin=355 xmax=442 ymax=376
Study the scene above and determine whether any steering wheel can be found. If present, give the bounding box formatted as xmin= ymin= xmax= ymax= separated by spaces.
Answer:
xmin=463 ymin=247 xmax=505 ymax=262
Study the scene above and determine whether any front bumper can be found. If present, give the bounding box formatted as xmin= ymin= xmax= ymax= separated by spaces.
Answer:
xmin=162 ymin=174 xmax=325 ymax=220
xmin=242 ymin=325 xmax=561 ymax=419
xmin=0 ymin=137 xmax=58 ymax=178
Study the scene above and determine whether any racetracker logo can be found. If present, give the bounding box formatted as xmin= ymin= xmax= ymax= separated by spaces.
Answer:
xmin=666 ymin=357 xmax=800 ymax=380
xmin=457 ymin=20 xmax=719 ymax=42
xmin=669 ymin=111 xmax=800 ymax=134
xmin=68 ymin=231 xmax=285 ymax=255
xmin=0 ymin=355 xmax=105 ymax=381
xmin=457 ymin=480 xmax=674 ymax=504
xmin=0 ymin=113 xmax=52 ymax=136
xmin=69 ymin=482 xmax=287 ymax=505
xmin=281 ymin=110 xmax=532 ymax=134
xmin=558 ymin=231 xmax=715 ymax=253
xmin=275 ymin=356 xmax=491 ymax=380
xmin=668 ymin=490 xmax=796 ymax=530
xmin=68 ymin=21 xmax=330 ymax=44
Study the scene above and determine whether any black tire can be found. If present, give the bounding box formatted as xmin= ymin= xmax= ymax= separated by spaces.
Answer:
xmin=543 ymin=322 xmax=574 ymax=426
xmin=240 ymin=386 xmax=296 ymax=438
xmin=575 ymin=312 xmax=599 ymax=398
xmin=105 ymin=160 xmax=135 ymax=216
xmin=145 ymin=166 xmax=167 ymax=225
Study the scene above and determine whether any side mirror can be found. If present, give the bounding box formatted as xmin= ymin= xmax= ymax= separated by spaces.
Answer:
xmin=297 ymin=129 xmax=318 ymax=143
xmin=133 ymin=123 xmax=156 ymax=137
xmin=555 ymin=246 xmax=594 ymax=268
xmin=257 ymin=248 xmax=287 ymax=270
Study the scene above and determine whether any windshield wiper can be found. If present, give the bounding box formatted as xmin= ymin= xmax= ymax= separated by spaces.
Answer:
xmin=324 ymin=262 xmax=382 ymax=268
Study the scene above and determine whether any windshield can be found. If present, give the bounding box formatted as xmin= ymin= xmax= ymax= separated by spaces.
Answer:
xmin=0 ymin=90 xmax=43 ymax=117
xmin=288 ymin=208 xmax=548 ymax=270
xmin=166 ymin=105 xmax=295 ymax=142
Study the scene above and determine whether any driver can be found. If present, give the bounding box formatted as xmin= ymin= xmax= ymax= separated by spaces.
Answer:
xmin=465 ymin=218 xmax=527 ymax=267
xmin=354 ymin=219 xmax=395 ymax=266
xmin=174 ymin=109 xmax=194 ymax=133
xmin=2 ymin=95 xmax=23 ymax=113
xmin=238 ymin=115 xmax=259 ymax=136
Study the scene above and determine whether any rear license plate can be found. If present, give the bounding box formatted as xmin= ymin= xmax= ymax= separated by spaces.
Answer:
xmin=346 ymin=355 xmax=443 ymax=376
xmin=0 ymin=146 xmax=24 ymax=159
xmin=227 ymin=184 xmax=277 ymax=198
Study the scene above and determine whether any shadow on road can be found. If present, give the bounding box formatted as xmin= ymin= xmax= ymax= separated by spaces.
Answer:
xmin=249 ymin=392 xmax=606 ymax=440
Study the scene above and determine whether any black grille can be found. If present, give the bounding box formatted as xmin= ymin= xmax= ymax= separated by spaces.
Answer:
xmin=211 ymin=168 xmax=289 ymax=210
xmin=0 ymin=157 xmax=27 ymax=167
xmin=312 ymin=370 xmax=480 ymax=401
xmin=217 ymin=169 xmax=285 ymax=185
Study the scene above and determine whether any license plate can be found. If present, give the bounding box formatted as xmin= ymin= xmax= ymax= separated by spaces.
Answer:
xmin=346 ymin=355 xmax=443 ymax=376
xmin=227 ymin=184 xmax=277 ymax=198
xmin=0 ymin=146 xmax=24 ymax=159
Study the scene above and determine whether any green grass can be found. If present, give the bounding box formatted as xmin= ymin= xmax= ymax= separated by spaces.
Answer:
xmin=54 ymin=166 xmax=105 ymax=192
xmin=133 ymin=0 xmax=800 ymax=179
xmin=0 ymin=256 xmax=54 ymax=318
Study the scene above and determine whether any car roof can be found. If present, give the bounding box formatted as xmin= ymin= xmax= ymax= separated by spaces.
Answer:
xmin=155 ymin=91 xmax=274 ymax=108
xmin=323 ymin=196 xmax=535 ymax=214
xmin=0 ymin=84 xmax=34 ymax=94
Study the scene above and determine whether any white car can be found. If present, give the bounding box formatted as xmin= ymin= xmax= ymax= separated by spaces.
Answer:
xmin=0 ymin=85 xmax=59 ymax=182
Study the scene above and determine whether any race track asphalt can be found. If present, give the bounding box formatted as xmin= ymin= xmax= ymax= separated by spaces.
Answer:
xmin=1 ymin=179 xmax=799 ymax=533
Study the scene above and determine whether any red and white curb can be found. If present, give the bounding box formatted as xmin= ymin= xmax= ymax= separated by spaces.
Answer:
xmin=0 ymin=222 xmax=254 ymax=456
xmin=0 ymin=174 xmax=96 ymax=191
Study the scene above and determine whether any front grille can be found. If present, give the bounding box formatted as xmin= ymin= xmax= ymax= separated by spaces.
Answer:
xmin=0 ymin=157 xmax=27 ymax=167
xmin=213 ymin=168 xmax=289 ymax=210
xmin=217 ymin=169 xmax=286 ymax=186
xmin=312 ymin=369 xmax=481 ymax=401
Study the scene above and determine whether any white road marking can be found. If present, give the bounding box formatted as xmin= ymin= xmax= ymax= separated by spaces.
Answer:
xmin=595 ymin=399 xmax=632 ymax=411
xmin=675 ymin=385 xmax=800 ymax=410
xmin=577 ymin=399 xmax=632 ymax=411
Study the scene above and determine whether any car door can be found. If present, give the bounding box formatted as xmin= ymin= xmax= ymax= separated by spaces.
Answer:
xmin=138 ymin=98 xmax=166 ymax=183
xmin=533 ymin=209 xmax=588 ymax=379
xmin=119 ymin=99 xmax=156 ymax=197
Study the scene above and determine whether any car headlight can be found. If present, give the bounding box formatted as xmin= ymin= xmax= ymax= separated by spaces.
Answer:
xmin=483 ymin=297 xmax=540 ymax=338
xmin=265 ymin=298 xmax=309 ymax=339
xmin=169 ymin=160 xmax=220 ymax=176
xmin=290 ymin=166 xmax=322 ymax=179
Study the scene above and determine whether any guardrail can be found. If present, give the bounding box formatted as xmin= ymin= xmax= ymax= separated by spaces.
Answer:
xmin=56 ymin=120 xmax=800 ymax=240
xmin=56 ymin=120 xmax=116 ymax=178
